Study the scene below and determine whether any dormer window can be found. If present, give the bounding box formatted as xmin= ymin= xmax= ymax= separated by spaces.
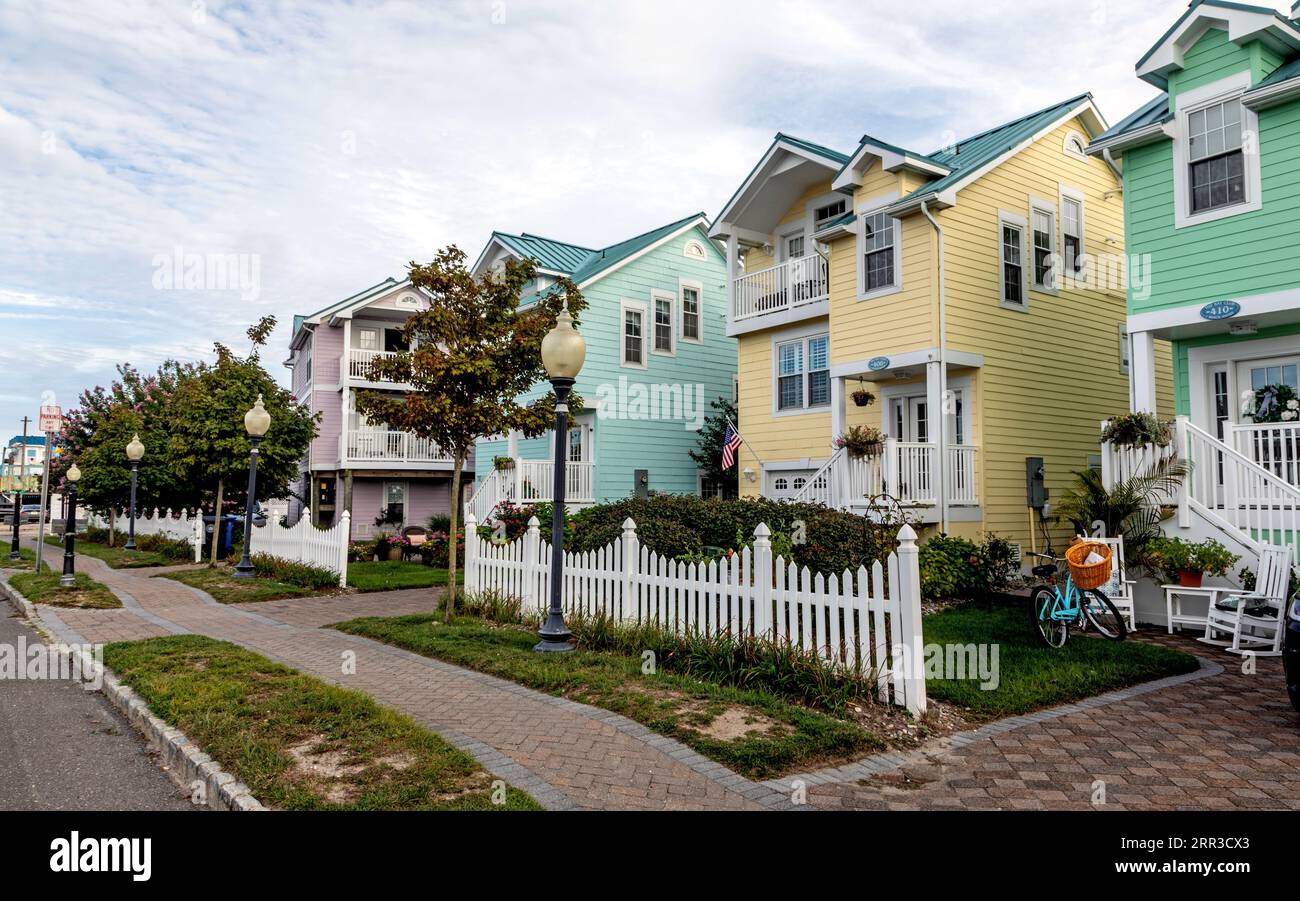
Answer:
xmin=1187 ymin=98 xmax=1245 ymax=213
xmin=813 ymin=199 xmax=847 ymax=230
xmin=1171 ymin=73 xmax=1261 ymax=229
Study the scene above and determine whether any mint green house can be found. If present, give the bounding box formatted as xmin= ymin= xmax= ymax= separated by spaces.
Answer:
xmin=466 ymin=214 xmax=735 ymax=520
xmin=1090 ymin=0 xmax=1300 ymax=572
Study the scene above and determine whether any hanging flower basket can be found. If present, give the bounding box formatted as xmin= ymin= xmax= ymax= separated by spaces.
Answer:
xmin=851 ymin=389 xmax=875 ymax=407
xmin=835 ymin=426 xmax=884 ymax=458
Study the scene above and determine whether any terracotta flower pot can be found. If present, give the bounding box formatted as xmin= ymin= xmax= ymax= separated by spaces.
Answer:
xmin=1178 ymin=569 xmax=1204 ymax=588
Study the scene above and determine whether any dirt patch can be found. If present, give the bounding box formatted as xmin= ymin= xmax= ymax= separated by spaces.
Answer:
xmin=841 ymin=697 xmax=968 ymax=749
xmin=696 ymin=707 xmax=779 ymax=742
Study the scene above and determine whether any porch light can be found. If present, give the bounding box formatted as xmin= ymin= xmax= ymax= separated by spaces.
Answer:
xmin=541 ymin=302 xmax=586 ymax=380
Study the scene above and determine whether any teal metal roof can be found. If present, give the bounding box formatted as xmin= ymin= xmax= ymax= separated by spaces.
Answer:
xmin=492 ymin=232 xmax=595 ymax=275
xmin=773 ymin=133 xmax=851 ymax=165
xmin=567 ymin=212 xmax=709 ymax=284
xmin=891 ymin=94 xmax=1094 ymax=206
xmin=832 ymin=134 xmax=948 ymax=182
xmin=1249 ymin=54 xmax=1300 ymax=91
xmin=1091 ymin=94 xmax=1171 ymax=146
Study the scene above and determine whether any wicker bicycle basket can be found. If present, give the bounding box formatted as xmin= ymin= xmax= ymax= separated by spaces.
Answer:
xmin=1065 ymin=540 xmax=1112 ymax=591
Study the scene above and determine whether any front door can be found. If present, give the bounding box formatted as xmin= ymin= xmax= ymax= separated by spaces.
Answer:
xmin=1235 ymin=356 xmax=1300 ymax=484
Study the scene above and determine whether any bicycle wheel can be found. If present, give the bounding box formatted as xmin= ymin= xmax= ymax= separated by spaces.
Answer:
xmin=1031 ymin=587 xmax=1069 ymax=648
xmin=1081 ymin=588 xmax=1127 ymax=641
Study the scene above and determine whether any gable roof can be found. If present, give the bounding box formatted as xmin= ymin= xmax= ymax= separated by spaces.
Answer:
xmin=709 ymin=133 xmax=851 ymax=239
xmin=567 ymin=212 xmax=711 ymax=285
xmin=886 ymin=93 xmax=1105 ymax=215
xmin=1136 ymin=0 xmax=1300 ymax=89
xmin=1087 ymin=93 xmax=1173 ymax=154
xmin=487 ymin=232 xmax=595 ymax=275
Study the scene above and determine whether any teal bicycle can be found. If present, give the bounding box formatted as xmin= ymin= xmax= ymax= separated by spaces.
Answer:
xmin=1027 ymin=551 xmax=1127 ymax=648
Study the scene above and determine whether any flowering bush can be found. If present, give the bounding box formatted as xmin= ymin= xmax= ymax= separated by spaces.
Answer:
xmin=418 ymin=528 xmax=465 ymax=567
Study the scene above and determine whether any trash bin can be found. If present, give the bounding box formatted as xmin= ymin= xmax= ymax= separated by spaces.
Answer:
xmin=202 ymin=514 xmax=240 ymax=558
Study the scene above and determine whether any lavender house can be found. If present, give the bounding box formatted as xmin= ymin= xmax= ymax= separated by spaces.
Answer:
xmin=285 ymin=278 xmax=468 ymax=539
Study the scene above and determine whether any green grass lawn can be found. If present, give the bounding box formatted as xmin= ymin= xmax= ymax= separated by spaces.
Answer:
xmin=922 ymin=601 xmax=1200 ymax=718
xmin=347 ymin=561 xmax=458 ymax=593
xmin=157 ymin=565 xmax=327 ymax=604
xmin=331 ymin=614 xmax=880 ymax=778
xmin=103 ymin=635 xmax=540 ymax=810
xmin=8 ymin=569 xmax=122 ymax=608
xmin=0 ymin=547 xmax=37 ymax=570
xmin=44 ymin=534 xmax=176 ymax=568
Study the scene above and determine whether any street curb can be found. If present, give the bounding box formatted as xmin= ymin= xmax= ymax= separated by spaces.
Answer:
xmin=0 ymin=571 xmax=265 ymax=812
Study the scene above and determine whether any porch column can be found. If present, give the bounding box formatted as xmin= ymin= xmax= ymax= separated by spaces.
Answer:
xmin=1130 ymin=329 xmax=1158 ymax=414
xmin=925 ymin=360 xmax=947 ymax=529
xmin=725 ymin=233 xmax=739 ymax=320
xmin=343 ymin=470 xmax=354 ymax=539
xmin=830 ymin=376 xmax=846 ymax=448
xmin=507 ymin=429 xmax=519 ymax=459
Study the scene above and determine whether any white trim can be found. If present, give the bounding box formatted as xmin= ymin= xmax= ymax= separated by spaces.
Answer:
xmin=678 ymin=278 xmax=704 ymax=344
xmin=997 ymin=210 xmax=1029 ymax=312
xmin=830 ymin=347 xmax=983 ymax=379
xmin=776 ymin=223 xmax=807 ymax=263
xmin=1126 ymin=284 xmax=1300 ymax=336
xmin=578 ymin=218 xmax=716 ymax=289
xmin=1171 ymin=72 xmax=1261 ymax=229
xmin=650 ymin=289 xmax=676 ymax=357
xmin=683 ymin=238 xmax=708 ymax=261
xmin=619 ymin=299 xmax=648 ymax=369
xmin=381 ymin=479 xmax=410 ymax=529
xmin=856 ymin=204 xmax=903 ymax=302
xmin=1062 ymin=129 xmax=1090 ymax=161
xmin=1136 ymin=7 xmax=1300 ymax=90
xmin=1187 ymin=334 xmax=1300 ymax=432
xmin=770 ymin=324 xmax=831 ymax=418
xmin=832 ymin=140 xmax=951 ymax=192
xmin=710 ymin=139 xmax=846 ymax=240
xmin=880 ymin=375 xmax=973 ymax=443
xmin=1029 ymin=196 xmax=1059 ymax=295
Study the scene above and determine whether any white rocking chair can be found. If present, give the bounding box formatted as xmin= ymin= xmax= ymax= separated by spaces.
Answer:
xmin=1089 ymin=535 xmax=1137 ymax=632
xmin=1201 ymin=544 xmax=1292 ymax=657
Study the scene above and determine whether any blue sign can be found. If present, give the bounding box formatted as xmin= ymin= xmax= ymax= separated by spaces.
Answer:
xmin=867 ymin=357 xmax=891 ymax=372
xmin=1200 ymin=300 xmax=1241 ymax=321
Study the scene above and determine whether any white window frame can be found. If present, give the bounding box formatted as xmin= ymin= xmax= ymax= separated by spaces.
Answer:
xmin=998 ymin=210 xmax=1029 ymax=312
xmin=1173 ymin=72 xmax=1262 ymax=229
xmin=356 ymin=327 xmax=379 ymax=351
xmin=382 ymin=480 xmax=409 ymax=528
xmin=683 ymin=239 xmax=707 ymax=261
xmin=856 ymin=206 xmax=903 ymax=301
xmin=1029 ymin=197 xmax=1058 ymax=295
xmin=777 ymin=225 xmax=807 ymax=263
xmin=812 ymin=197 xmax=848 ymax=231
xmin=1062 ymin=129 xmax=1089 ymax=161
xmin=1119 ymin=324 xmax=1130 ymax=374
xmin=650 ymin=289 xmax=676 ymax=356
xmin=678 ymin=278 xmax=703 ymax=344
xmin=620 ymin=299 xmax=647 ymax=369
xmin=771 ymin=325 xmax=830 ymax=417
xmin=1058 ymin=185 xmax=1087 ymax=281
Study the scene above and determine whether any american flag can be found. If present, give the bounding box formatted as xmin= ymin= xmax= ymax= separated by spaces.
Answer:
xmin=721 ymin=420 xmax=743 ymax=470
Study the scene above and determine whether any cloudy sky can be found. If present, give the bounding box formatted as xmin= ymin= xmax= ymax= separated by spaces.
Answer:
xmin=1 ymin=0 xmax=1195 ymax=435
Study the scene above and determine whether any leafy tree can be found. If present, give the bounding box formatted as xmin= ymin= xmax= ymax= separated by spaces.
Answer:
xmin=355 ymin=247 xmax=586 ymax=620
xmin=168 ymin=317 xmax=318 ymax=563
xmin=689 ymin=396 xmax=740 ymax=499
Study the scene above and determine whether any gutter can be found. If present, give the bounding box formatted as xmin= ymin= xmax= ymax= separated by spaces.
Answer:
xmin=920 ymin=200 xmax=948 ymax=533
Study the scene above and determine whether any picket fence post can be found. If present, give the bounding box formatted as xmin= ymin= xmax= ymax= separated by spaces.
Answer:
xmin=620 ymin=517 xmax=638 ymax=622
xmin=522 ymin=516 xmax=540 ymax=612
xmin=894 ymin=524 xmax=926 ymax=716
xmin=751 ymin=523 xmax=772 ymax=638
xmin=337 ymin=510 xmax=351 ymax=587
xmin=192 ymin=513 xmax=203 ymax=563
xmin=463 ymin=514 xmax=479 ymax=595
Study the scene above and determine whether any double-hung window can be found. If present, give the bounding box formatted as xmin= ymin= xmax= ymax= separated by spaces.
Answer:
xmin=999 ymin=215 xmax=1026 ymax=308
xmin=1031 ymin=204 xmax=1056 ymax=291
xmin=1061 ymin=195 xmax=1083 ymax=274
xmin=776 ymin=334 xmax=830 ymax=412
xmin=861 ymin=210 xmax=898 ymax=295
xmin=679 ymin=283 xmax=701 ymax=342
xmin=784 ymin=233 xmax=806 ymax=260
xmin=653 ymin=293 xmax=674 ymax=354
xmin=621 ymin=302 xmax=645 ymax=367
xmin=1188 ymin=98 xmax=1245 ymax=214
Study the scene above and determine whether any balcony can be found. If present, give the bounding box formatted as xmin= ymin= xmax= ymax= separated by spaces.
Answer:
xmin=342 ymin=429 xmax=453 ymax=468
xmin=344 ymin=348 xmax=407 ymax=384
xmin=729 ymin=253 xmax=829 ymax=334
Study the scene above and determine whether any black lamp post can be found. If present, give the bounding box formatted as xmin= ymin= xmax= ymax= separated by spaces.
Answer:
xmin=124 ymin=433 xmax=144 ymax=551
xmin=534 ymin=302 xmax=585 ymax=653
xmin=60 ymin=463 xmax=81 ymax=588
xmin=233 ymin=394 xmax=272 ymax=579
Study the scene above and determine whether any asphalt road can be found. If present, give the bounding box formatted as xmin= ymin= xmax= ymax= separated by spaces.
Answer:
xmin=0 ymin=609 xmax=195 ymax=811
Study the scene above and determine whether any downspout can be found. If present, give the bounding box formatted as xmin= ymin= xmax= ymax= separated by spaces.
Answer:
xmin=1101 ymin=147 xmax=1122 ymax=182
xmin=920 ymin=200 xmax=948 ymax=533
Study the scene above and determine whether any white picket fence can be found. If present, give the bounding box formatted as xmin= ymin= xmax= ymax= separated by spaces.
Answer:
xmin=253 ymin=510 xmax=351 ymax=586
xmin=463 ymin=514 xmax=926 ymax=714
xmin=88 ymin=508 xmax=205 ymax=562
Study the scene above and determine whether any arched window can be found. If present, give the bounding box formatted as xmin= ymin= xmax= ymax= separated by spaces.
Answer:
xmin=1063 ymin=130 xmax=1088 ymax=161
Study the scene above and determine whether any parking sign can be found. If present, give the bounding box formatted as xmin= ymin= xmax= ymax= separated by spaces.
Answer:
xmin=38 ymin=405 xmax=63 ymax=435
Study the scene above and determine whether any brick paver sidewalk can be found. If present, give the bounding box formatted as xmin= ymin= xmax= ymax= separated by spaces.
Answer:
xmin=16 ymin=540 xmax=1300 ymax=811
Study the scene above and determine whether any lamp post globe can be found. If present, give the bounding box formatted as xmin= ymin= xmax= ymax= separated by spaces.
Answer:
xmin=535 ymin=302 xmax=586 ymax=653
xmin=60 ymin=463 xmax=81 ymax=588
xmin=234 ymin=395 xmax=271 ymax=579
xmin=124 ymin=433 xmax=145 ymax=550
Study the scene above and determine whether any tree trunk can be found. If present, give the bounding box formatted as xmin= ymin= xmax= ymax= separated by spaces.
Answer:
xmin=445 ymin=456 xmax=463 ymax=623
xmin=209 ymin=479 xmax=224 ymax=566
xmin=109 ymin=508 xmax=117 ymax=547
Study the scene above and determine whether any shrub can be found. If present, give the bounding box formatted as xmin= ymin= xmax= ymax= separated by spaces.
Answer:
xmin=919 ymin=534 xmax=986 ymax=600
xmin=249 ymin=553 xmax=340 ymax=590
xmin=417 ymin=528 xmax=464 ymax=567
xmin=426 ymin=514 xmax=452 ymax=534
xmin=457 ymin=589 xmax=526 ymax=624
xmin=134 ymin=533 xmax=195 ymax=561
xmin=1239 ymin=565 xmax=1300 ymax=597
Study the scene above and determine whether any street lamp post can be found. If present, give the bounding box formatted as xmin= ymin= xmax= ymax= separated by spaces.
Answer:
xmin=233 ymin=394 xmax=272 ymax=579
xmin=124 ymin=433 xmax=144 ymax=551
xmin=534 ymin=302 xmax=585 ymax=654
xmin=60 ymin=463 xmax=81 ymax=588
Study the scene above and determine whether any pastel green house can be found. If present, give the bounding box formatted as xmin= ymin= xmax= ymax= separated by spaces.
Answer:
xmin=1090 ymin=0 xmax=1300 ymax=574
xmin=467 ymin=213 xmax=735 ymax=520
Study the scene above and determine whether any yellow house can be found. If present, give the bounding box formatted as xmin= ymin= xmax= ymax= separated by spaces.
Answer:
xmin=710 ymin=94 xmax=1175 ymax=554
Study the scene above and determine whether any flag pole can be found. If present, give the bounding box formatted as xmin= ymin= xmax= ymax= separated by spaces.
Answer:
xmin=724 ymin=415 xmax=766 ymax=469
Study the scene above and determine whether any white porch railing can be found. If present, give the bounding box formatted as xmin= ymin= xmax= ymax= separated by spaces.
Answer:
xmin=464 ymin=514 xmax=927 ymax=714
xmin=790 ymin=442 xmax=978 ymax=510
xmin=464 ymin=459 xmax=596 ymax=522
xmin=343 ymin=429 xmax=453 ymax=465
xmin=345 ymin=348 xmax=402 ymax=381
xmin=1232 ymin=422 xmax=1300 ymax=488
xmin=733 ymin=253 xmax=829 ymax=321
